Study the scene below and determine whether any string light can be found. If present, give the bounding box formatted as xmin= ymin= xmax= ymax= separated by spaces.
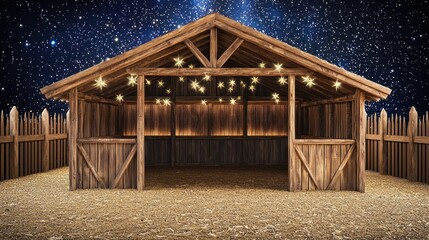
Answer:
xmin=217 ymin=81 xmax=225 ymax=89
xmin=249 ymin=85 xmax=256 ymax=92
xmin=198 ymin=86 xmax=206 ymax=93
xmin=240 ymin=81 xmax=246 ymax=87
xmin=333 ymin=80 xmax=341 ymax=90
xmin=145 ymin=79 xmax=151 ymax=86
xmin=228 ymin=87 xmax=234 ymax=93
xmin=94 ymin=76 xmax=107 ymax=90
xmin=275 ymin=99 xmax=280 ymax=104
xmin=188 ymin=64 xmax=194 ymax=69
xmin=178 ymin=76 xmax=185 ymax=82
xmin=203 ymin=75 xmax=211 ymax=81
xmin=219 ymin=98 xmax=224 ymax=103
xmin=155 ymin=98 xmax=161 ymax=104
xmin=259 ymin=62 xmax=266 ymax=68
xmin=127 ymin=74 xmax=137 ymax=87
xmin=274 ymin=63 xmax=283 ymax=71
xmin=162 ymin=98 xmax=171 ymax=106
xmin=115 ymin=94 xmax=124 ymax=102
xmin=278 ymin=76 xmax=287 ymax=86
xmin=251 ymin=76 xmax=259 ymax=85
xmin=272 ymin=92 xmax=280 ymax=100
xmin=190 ymin=79 xmax=200 ymax=90
xmin=173 ymin=56 xmax=185 ymax=67
xmin=230 ymin=97 xmax=237 ymax=105
xmin=201 ymin=99 xmax=207 ymax=105
xmin=166 ymin=89 xmax=171 ymax=94
xmin=157 ymin=80 xmax=165 ymax=88
xmin=229 ymin=79 xmax=236 ymax=87
xmin=302 ymin=75 xmax=315 ymax=87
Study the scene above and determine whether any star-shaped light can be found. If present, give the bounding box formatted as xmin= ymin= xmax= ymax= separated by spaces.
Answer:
xmin=127 ymin=74 xmax=138 ymax=87
xmin=249 ymin=85 xmax=256 ymax=92
xmin=178 ymin=76 xmax=185 ymax=82
xmin=203 ymin=75 xmax=211 ymax=81
xmin=94 ymin=76 xmax=107 ymax=90
xmin=333 ymin=80 xmax=341 ymax=90
xmin=278 ymin=76 xmax=287 ymax=85
xmin=115 ymin=94 xmax=124 ymax=102
xmin=155 ymin=98 xmax=161 ymax=104
xmin=201 ymin=99 xmax=207 ymax=105
xmin=251 ymin=77 xmax=259 ymax=85
xmin=240 ymin=81 xmax=246 ymax=87
xmin=166 ymin=89 xmax=171 ymax=94
xmin=302 ymin=75 xmax=316 ymax=87
xmin=217 ymin=81 xmax=225 ymax=89
xmin=145 ymin=79 xmax=151 ymax=86
xmin=230 ymin=97 xmax=237 ymax=105
xmin=228 ymin=87 xmax=234 ymax=93
xmin=198 ymin=86 xmax=206 ymax=93
xmin=274 ymin=63 xmax=283 ymax=72
xmin=275 ymin=99 xmax=280 ymax=104
xmin=162 ymin=98 xmax=171 ymax=106
xmin=219 ymin=98 xmax=224 ymax=103
xmin=157 ymin=80 xmax=165 ymax=88
xmin=173 ymin=56 xmax=185 ymax=67
xmin=188 ymin=64 xmax=194 ymax=69
xmin=190 ymin=80 xmax=200 ymax=90
xmin=259 ymin=62 xmax=266 ymax=68
xmin=229 ymin=79 xmax=236 ymax=87
xmin=272 ymin=92 xmax=280 ymax=100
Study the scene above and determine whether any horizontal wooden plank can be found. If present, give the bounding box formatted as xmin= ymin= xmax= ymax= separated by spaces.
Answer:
xmin=77 ymin=137 xmax=137 ymax=144
xmin=19 ymin=135 xmax=44 ymax=142
xmin=133 ymin=67 xmax=312 ymax=76
xmin=384 ymin=135 xmax=408 ymax=143
xmin=301 ymin=95 xmax=354 ymax=107
xmin=366 ymin=134 xmax=382 ymax=141
xmin=414 ymin=136 xmax=429 ymax=144
xmin=48 ymin=133 xmax=68 ymax=140
xmin=0 ymin=136 xmax=13 ymax=143
xmin=294 ymin=139 xmax=355 ymax=145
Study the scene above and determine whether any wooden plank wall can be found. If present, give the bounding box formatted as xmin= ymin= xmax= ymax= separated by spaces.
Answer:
xmin=78 ymin=101 xmax=123 ymax=138
xmin=123 ymin=103 xmax=171 ymax=136
xmin=301 ymin=102 xmax=352 ymax=139
xmin=0 ymin=107 xmax=68 ymax=182
xmin=366 ymin=108 xmax=429 ymax=184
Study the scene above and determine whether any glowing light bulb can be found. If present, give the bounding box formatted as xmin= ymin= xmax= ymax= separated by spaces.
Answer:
xmin=259 ymin=62 xmax=266 ymax=68
xmin=173 ymin=56 xmax=185 ymax=67
xmin=217 ymin=81 xmax=225 ymax=89
xmin=127 ymin=74 xmax=137 ymax=87
xmin=178 ymin=76 xmax=185 ymax=82
xmin=94 ymin=76 xmax=107 ymax=90
xmin=201 ymin=99 xmax=207 ymax=105
xmin=251 ymin=77 xmax=259 ymax=85
xmin=333 ymin=80 xmax=341 ymax=90
xmin=278 ymin=76 xmax=287 ymax=86
xmin=157 ymin=80 xmax=165 ymax=88
xmin=203 ymin=75 xmax=211 ymax=81
xmin=274 ymin=63 xmax=283 ymax=71
xmin=115 ymin=94 xmax=124 ymax=102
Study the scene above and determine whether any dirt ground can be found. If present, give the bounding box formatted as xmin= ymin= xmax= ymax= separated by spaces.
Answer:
xmin=0 ymin=167 xmax=428 ymax=239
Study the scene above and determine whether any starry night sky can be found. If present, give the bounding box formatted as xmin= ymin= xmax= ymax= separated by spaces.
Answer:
xmin=0 ymin=0 xmax=428 ymax=115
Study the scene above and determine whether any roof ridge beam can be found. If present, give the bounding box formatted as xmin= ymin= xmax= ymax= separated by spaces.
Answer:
xmin=133 ymin=67 xmax=311 ymax=76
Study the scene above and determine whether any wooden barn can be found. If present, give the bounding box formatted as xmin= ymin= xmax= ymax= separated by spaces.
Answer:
xmin=41 ymin=13 xmax=391 ymax=192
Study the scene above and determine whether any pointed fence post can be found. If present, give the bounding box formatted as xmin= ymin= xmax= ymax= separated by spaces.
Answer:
xmin=9 ymin=106 xmax=19 ymax=178
xmin=378 ymin=109 xmax=388 ymax=174
xmin=407 ymin=107 xmax=418 ymax=181
xmin=41 ymin=108 xmax=50 ymax=172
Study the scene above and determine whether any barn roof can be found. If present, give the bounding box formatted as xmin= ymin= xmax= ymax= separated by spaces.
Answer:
xmin=40 ymin=13 xmax=391 ymax=101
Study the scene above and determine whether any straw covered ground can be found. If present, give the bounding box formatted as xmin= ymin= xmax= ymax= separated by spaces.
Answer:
xmin=1 ymin=167 xmax=429 ymax=239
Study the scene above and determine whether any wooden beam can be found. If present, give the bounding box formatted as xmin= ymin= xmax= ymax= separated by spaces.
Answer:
xmin=77 ymin=143 xmax=106 ymax=188
xmin=294 ymin=139 xmax=355 ymax=145
xmin=288 ymin=75 xmax=296 ymax=191
xmin=407 ymin=107 xmax=418 ymax=181
xmin=326 ymin=144 xmax=356 ymax=190
xmin=294 ymin=145 xmax=320 ymax=190
xmin=135 ymin=68 xmax=311 ymax=76
xmin=217 ymin=37 xmax=243 ymax=68
xmin=171 ymin=77 xmax=177 ymax=167
xmin=41 ymin=108 xmax=50 ymax=172
xmin=78 ymin=93 xmax=121 ymax=106
xmin=68 ymin=88 xmax=78 ymax=190
xmin=355 ymin=89 xmax=366 ymax=192
xmin=301 ymin=95 xmax=354 ymax=107
xmin=136 ymin=75 xmax=145 ymax=190
xmin=111 ymin=144 xmax=137 ymax=188
xmin=210 ymin=28 xmax=217 ymax=67
xmin=9 ymin=106 xmax=18 ymax=178
xmin=378 ymin=109 xmax=387 ymax=174
xmin=184 ymin=39 xmax=210 ymax=68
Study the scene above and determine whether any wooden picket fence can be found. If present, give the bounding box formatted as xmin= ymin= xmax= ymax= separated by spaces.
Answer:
xmin=366 ymin=107 xmax=429 ymax=184
xmin=0 ymin=106 xmax=68 ymax=181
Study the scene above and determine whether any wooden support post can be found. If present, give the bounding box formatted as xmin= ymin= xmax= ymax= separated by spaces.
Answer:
xmin=68 ymin=89 xmax=78 ymax=190
xmin=41 ymin=108 xmax=50 ymax=172
xmin=171 ymin=77 xmax=176 ymax=167
xmin=378 ymin=109 xmax=388 ymax=174
xmin=137 ymin=75 xmax=145 ymax=190
xmin=355 ymin=90 xmax=366 ymax=192
xmin=210 ymin=28 xmax=217 ymax=67
xmin=407 ymin=107 xmax=418 ymax=181
xmin=296 ymin=102 xmax=301 ymax=139
xmin=243 ymin=78 xmax=248 ymax=137
xmin=288 ymin=75 xmax=296 ymax=191
xmin=9 ymin=106 xmax=19 ymax=179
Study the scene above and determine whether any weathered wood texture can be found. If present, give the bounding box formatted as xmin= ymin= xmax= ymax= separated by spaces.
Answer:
xmin=300 ymin=101 xmax=352 ymax=139
xmin=0 ymin=107 xmax=68 ymax=182
xmin=294 ymin=142 xmax=357 ymax=190
xmin=78 ymin=101 xmax=122 ymax=138
xmin=366 ymin=108 xmax=429 ymax=184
